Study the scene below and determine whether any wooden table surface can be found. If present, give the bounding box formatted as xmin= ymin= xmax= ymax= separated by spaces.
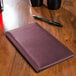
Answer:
xmin=0 ymin=0 xmax=76 ymax=76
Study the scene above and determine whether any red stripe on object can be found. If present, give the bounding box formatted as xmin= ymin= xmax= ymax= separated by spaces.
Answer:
xmin=0 ymin=13 xmax=3 ymax=30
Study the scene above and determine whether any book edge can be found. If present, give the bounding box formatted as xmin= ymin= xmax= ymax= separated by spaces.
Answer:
xmin=37 ymin=54 xmax=74 ymax=72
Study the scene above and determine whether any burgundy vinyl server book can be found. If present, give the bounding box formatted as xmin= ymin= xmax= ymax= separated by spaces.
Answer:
xmin=5 ymin=23 xmax=74 ymax=72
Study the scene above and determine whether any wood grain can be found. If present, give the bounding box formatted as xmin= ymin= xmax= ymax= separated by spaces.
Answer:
xmin=0 ymin=0 xmax=76 ymax=76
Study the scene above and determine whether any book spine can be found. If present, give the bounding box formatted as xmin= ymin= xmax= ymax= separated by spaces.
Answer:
xmin=5 ymin=32 xmax=39 ymax=72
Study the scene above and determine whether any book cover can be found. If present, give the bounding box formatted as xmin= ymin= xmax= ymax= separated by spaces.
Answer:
xmin=5 ymin=23 xmax=74 ymax=72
